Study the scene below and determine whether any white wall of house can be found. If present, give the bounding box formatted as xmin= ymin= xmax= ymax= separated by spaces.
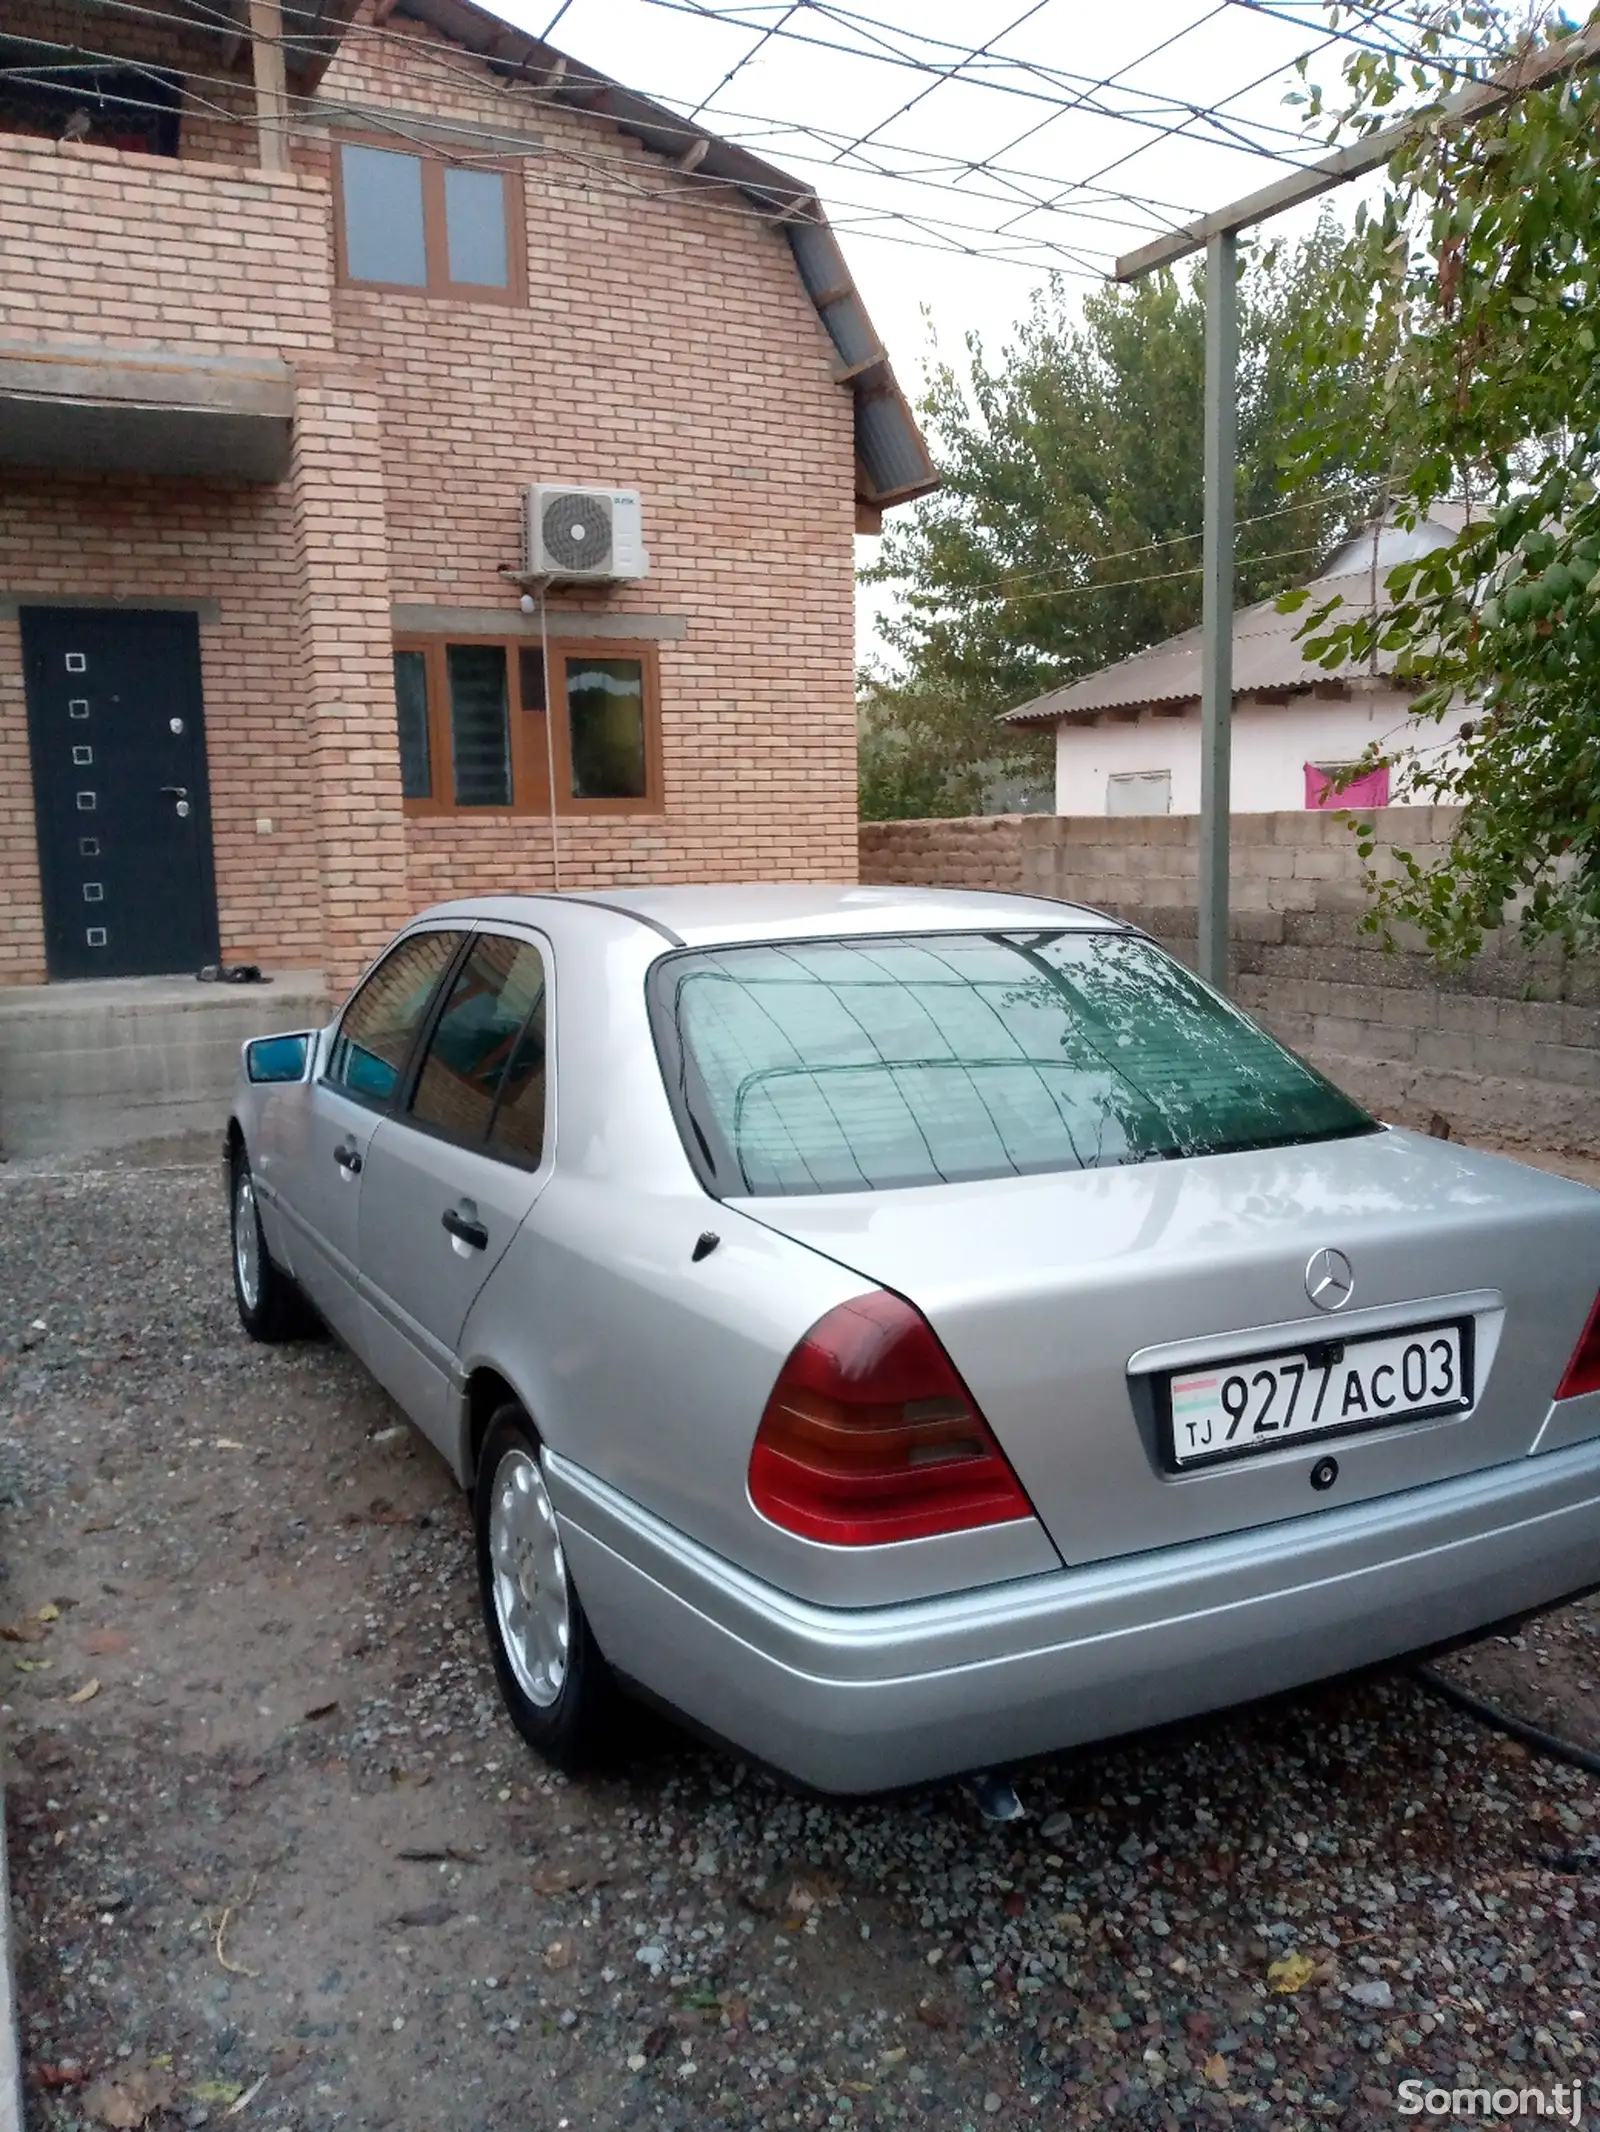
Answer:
xmin=1051 ymin=685 xmax=1459 ymax=814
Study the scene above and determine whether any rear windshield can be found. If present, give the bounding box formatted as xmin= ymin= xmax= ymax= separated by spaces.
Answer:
xmin=649 ymin=930 xmax=1374 ymax=1198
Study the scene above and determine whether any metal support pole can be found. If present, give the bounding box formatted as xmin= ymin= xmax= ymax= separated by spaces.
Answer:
xmin=1197 ymin=228 xmax=1237 ymax=992
xmin=248 ymin=0 xmax=291 ymax=175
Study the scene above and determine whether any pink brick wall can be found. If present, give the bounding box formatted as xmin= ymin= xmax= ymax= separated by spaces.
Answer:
xmin=6 ymin=0 xmax=260 ymax=168
xmin=0 ymin=10 xmax=861 ymax=988
xmin=321 ymin=15 xmax=858 ymax=908
xmin=0 ymin=138 xmax=333 ymax=357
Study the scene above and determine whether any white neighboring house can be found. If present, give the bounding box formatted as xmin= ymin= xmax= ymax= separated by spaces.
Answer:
xmin=1001 ymin=510 xmax=1473 ymax=815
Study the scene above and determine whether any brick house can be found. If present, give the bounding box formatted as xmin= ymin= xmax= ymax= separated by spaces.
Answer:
xmin=0 ymin=0 xmax=934 ymax=995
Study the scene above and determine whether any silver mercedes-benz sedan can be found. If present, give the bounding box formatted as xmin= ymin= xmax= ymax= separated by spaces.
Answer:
xmin=224 ymin=885 xmax=1600 ymax=1794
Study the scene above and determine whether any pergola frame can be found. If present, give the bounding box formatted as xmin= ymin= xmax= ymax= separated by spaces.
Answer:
xmin=1112 ymin=18 xmax=1600 ymax=991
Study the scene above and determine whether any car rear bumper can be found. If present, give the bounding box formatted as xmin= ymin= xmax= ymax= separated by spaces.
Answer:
xmin=545 ymin=1434 xmax=1600 ymax=1794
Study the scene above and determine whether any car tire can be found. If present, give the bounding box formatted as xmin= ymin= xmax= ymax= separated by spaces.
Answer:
xmin=475 ymin=1402 xmax=618 ymax=1771
xmin=229 ymin=1147 xmax=313 ymax=1343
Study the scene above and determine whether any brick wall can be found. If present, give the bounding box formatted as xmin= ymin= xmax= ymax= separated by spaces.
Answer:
xmin=0 ymin=477 xmax=320 ymax=982
xmin=0 ymin=138 xmax=332 ymax=356
xmin=318 ymin=16 xmax=859 ymax=907
xmin=1 ymin=11 xmax=860 ymax=990
xmin=6 ymin=0 xmax=259 ymax=168
xmin=859 ymin=811 xmax=1600 ymax=1157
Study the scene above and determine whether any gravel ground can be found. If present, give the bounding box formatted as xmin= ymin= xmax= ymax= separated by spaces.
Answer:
xmin=1 ymin=1157 xmax=1598 ymax=2132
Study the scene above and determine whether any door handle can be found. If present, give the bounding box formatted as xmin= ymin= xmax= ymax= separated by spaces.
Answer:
xmin=333 ymin=1143 xmax=363 ymax=1175
xmin=442 ymin=1207 xmax=488 ymax=1251
xmin=159 ymin=785 xmax=189 ymax=798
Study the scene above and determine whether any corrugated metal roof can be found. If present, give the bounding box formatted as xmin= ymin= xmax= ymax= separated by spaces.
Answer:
xmin=1001 ymin=518 xmax=1467 ymax=725
xmin=390 ymin=0 xmax=938 ymax=510
xmin=1319 ymin=500 xmax=1468 ymax=577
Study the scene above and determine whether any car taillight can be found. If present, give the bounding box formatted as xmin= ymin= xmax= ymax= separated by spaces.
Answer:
xmin=1555 ymin=1292 xmax=1600 ymax=1401
xmin=748 ymin=1290 xmax=1034 ymax=1546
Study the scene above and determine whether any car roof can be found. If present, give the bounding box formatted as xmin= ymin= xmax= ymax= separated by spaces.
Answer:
xmin=426 ymin=882 xmax=1120 ymax=948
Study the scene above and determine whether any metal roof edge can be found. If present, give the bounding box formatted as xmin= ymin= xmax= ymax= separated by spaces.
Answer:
xmin=279 ymin=0 xmax=369 ymax=89
xmin=390 ymin=0 xmax=938 ymax=510
xmin=997 ymin=564 xmax=1405 ymax=723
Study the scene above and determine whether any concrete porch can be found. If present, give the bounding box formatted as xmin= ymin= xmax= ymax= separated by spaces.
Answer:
xmin=0 ymin=971 xmax=330 ymax=1159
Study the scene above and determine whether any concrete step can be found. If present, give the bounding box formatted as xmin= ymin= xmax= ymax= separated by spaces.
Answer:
xmin=0 ymin=971 xmax=331 ymax=1159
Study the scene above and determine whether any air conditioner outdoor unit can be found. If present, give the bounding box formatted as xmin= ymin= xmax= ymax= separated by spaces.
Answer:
xmin=523 ymin=484 xmax=648 ymax=582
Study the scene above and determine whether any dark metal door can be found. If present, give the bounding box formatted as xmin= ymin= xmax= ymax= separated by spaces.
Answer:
xmin=21 ymin=607 xmax=220 ymax=980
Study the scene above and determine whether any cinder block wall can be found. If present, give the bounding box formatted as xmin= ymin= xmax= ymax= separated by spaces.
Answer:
xmin=860 ymin=810 xmax=1600 ymax=1157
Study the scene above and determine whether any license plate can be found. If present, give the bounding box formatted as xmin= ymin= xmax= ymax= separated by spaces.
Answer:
xmin=1165 ymin=1319 xmax=1473 ymax=1469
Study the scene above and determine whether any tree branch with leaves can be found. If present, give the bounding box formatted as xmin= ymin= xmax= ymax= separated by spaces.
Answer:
xmin=858 ymin=219 xmax=1388 ymax=820
xmin=1278 ymin=2 xmax=1600 ymax=958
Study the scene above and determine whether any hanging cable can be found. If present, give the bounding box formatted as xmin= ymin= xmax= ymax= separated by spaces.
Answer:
xmin=684 ymin=0 xmax=807 ymax=121
xmin=824 ymin=0 xmax=1057 ymax=166
xmin=538 ymin=587 xmax=564 ymax=894
xmin=876 ymin=484 xmax=1382 ymax=603
xmin=1412 ymin=1663 xmax=1600 ymax=1780
xmin=15 ymin=0 xmax=1502 ymax=278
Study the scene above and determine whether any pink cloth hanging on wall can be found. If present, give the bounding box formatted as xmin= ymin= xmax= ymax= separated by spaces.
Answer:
xmin=1304 ymin=762 xmax=1390 ymax=810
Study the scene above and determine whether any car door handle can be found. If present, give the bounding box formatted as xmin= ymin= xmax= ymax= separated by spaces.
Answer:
xmin=442 ymin=1207 xmax=488 ymax=1251
xmin=333 ymin=1143 xmax=363 ymax=1175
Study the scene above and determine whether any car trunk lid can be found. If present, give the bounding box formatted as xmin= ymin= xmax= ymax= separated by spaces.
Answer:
xmin=733 ymin=1131 xmax=1600 ymax=1566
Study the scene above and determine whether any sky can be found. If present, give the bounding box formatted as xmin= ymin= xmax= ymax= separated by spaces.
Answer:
xmin=459 ymin=2 xmax=1457 ymax=660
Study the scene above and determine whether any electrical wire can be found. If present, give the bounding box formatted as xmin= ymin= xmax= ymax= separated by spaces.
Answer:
xmin=21 ymin=13 xmax=1104 ymax=267
xmin=684 ymin=0 xmax=806 ymax=122
xmin=1013 ymin=32 xmax=1351 ymax=238
xmin=946 ymin=3 xmax=1234 ymax=231
xmin=0 ymin=33 xmax=1110 ymax=272
xmin=34 ymin=0 xmax=1374 ymax=272
xmin=823 ymin=0 xmax=1057 ymax=166
xmin=896 ymin=537 xmax=1332 ymax=614
xmin=1225 ymin=0 xmax=1495 ymax=83
xmin=880 ymin=485 xmax=1381 ymax=601
xmin=1412 ymin=1663 xmax=1600 ymax=1780
xmin=627 ymin=0 xmax=1325 ymax=161
xmin=352 ymin=0 xmax=1396 ymax=259
xmin=342 ymin=5 xmax=1215 ymax=236
xmin=9 ymin=0 xmax=1510 ymax=279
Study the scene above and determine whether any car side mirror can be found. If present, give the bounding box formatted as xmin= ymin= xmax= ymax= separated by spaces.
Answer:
xmin=245 ymin=1032 xmax=313 ymax=1084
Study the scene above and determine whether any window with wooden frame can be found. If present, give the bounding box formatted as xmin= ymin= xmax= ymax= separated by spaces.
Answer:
xmin=334 ymin=138 xmax=524 ymax=303
xmin=392 ymin=637 xmax=663 ymax=817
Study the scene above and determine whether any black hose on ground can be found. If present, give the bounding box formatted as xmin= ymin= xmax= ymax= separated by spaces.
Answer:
xmin=1411 ymin=1662 xmax=1600 ymax=1779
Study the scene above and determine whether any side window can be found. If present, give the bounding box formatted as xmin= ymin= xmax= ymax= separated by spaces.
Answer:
xmin=563 ymin=654 xmax=648 ymax=800
xmin=1106 ymin=769 xmax=1171 ymax=817
xmin=325 ymin=931 xmax=464 ymax=1105
xmin=409 ymin=934 xmax=548 ymax=1165
xmin=338 ymin=142 xmax=427 ymax=287
xmin=336 ymin=142 xmax=520 ymax=301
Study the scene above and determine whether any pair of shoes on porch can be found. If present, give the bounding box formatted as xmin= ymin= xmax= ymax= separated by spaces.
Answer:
xmin=196 ymin=963 xmax=270 ymax=984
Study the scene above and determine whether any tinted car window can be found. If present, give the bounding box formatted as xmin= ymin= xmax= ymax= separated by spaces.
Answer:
xmin=326 ymin=931 xmax=463 ymax=1104
xmin=410 ymin=933 xmax=547 ymax=1159
xmin=652 ymin=930 xmax=1373 ymax=1197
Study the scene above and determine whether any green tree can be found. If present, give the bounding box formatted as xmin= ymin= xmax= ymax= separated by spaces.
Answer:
xmin=859 ymin=217 xmax=1384 ymax=820
xmin=1277 ymin=4 xmax=1600 ymax=957
xmin=858 ymin=680 xmax=994 ymax=821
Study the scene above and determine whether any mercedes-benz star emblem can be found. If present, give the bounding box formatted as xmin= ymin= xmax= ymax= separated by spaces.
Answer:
xmin=1306 ymin=1246 xmax=1355 ymax=1312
